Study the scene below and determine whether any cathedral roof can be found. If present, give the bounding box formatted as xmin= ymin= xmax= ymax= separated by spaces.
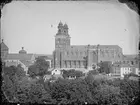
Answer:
xmin=0 ymin=39 xmax=9 ymax=50
xmin=70 ymin=45 xmax=121 ymax=50
xmin=19 ymin=47 xmax=27 ymax=54
xmin=98 ymin=45 xmax=121 ymax=49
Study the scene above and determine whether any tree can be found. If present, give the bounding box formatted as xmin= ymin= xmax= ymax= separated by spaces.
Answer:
xmin=88 ymin=70 xmax=99 ymax=76
xmin=98 ymin=61 xmax=113 ymax=74
xmin=94 ymin=84 xmax=123 ymax=105
xmin=118 ymin=79 xmax=140 ymax=105
xmin=2 ymin=75 xmax=17 ymax=102
xmin=28 ymin=57 xmax=49 ymax=78
xmin=15 ymin=64 xmax=26 ymax=80
xmin=48 ymin=78 xmax=93 ymax=104
xmin=3 ymin=66 xmax=17 ymax=77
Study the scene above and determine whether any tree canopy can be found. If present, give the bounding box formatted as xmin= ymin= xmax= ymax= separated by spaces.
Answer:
xmin=62 ymin=69 xmax=84 ymax=79
xmin=28 ymin=57 xmax=50 ymax=78
xmin=97 ymin=61 xmax=113 ymax=74
xmin=2 ymin=64 xmax=140 ymax=105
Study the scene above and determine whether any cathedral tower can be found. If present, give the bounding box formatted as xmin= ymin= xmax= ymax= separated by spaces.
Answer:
xmin=55 ymin=22 xmax=70 ymax=50
xmin=53 ymin=22 xmax=71 ymax=68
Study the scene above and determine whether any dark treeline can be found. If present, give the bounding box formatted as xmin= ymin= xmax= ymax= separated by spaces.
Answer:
xmin=2 ymin=58 xmax=140 ymax=104
xmin=2 ymin=66 xmax=140 ymax=105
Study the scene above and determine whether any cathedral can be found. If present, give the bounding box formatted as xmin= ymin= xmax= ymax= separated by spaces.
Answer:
xmin=53 ymin=22 xmax=123 ymax=70
xmin=1 ymin=22 xmax=139 ymax=73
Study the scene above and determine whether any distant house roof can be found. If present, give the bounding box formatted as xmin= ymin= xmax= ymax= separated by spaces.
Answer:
xmin=121 ymin=64 xmax=132 ymax=67
xmin=0 ymin=39 xmax=9 ymax=50
xmin=6 ymin=53 xmax=34 ymax=61
xmin=123 ymin=54 xmax=138 ymax=58
xmin=123 ymin=54 xmax=139 ymax=60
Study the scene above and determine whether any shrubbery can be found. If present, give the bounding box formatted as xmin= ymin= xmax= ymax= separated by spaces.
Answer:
xmin=2 ymin=65 xmax=140 ymax=104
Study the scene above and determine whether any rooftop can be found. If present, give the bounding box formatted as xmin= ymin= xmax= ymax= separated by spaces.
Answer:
xmin=6 ymin=53 xmax=34 ymax=61
xmin=0 ymin=39 xmax=9 ymax=50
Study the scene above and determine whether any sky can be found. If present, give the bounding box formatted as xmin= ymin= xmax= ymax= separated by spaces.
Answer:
xmin=1 ymin=1 xmax=139 ymax=55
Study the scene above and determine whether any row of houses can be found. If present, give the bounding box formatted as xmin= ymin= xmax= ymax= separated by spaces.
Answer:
xmin=111 ymin=60 xmax=139 ymax=77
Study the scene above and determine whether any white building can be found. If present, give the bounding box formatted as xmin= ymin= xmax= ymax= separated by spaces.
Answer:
xmin=51 ymin=69 xmax=62 ymax=75
xmin=120 ymin=64 xmax=139 ymax=77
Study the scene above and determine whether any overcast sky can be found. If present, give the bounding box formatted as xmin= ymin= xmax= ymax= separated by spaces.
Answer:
xmin=1 ymin=1 xmax=139 ymax=55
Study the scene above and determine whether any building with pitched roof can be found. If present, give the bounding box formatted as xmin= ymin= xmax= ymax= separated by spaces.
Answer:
xmin=0 ymin=42 xmax=35 ymax=73
xmin=0 ymin=39 xmax=9 ymax=61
